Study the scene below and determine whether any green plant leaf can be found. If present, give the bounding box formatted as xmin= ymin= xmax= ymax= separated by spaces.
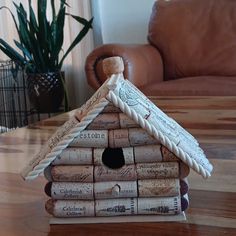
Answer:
xmin=0 ymin=39 xmax=25 ymax=64
xmin=66 ymin=13 xmax=91 ymax=26
xmin=28 ymin=0 xmax=38 ymax=34
xmin=50 ymin=5 xmax=65 ymax=67
xmin=14 ymin=40 xmax=33 ymax=60
xmin=59 ymin=17 xmax=93 ymax=68
xmin=60 ymin=0 xmax=70 ymax=7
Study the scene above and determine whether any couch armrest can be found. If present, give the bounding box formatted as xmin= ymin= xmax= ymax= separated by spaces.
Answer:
xmin=85 ymin=44 xmax=164 ymax=90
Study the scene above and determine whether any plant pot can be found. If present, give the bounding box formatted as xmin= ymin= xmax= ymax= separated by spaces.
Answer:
xmin=27 ymin=71 xmax=65 ymax=113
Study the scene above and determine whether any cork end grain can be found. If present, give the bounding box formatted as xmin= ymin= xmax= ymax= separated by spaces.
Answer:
xmin=103 ymin=57 xmax=124 ymax=76
xmin=44 ymin=182 xmax=52 ymax=197
xmin=45 ymin=199 xmax=54 ymax=216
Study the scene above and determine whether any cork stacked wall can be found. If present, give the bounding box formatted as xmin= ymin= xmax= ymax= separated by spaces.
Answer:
xmin=44 ymin=103 xmax=190 ymax=218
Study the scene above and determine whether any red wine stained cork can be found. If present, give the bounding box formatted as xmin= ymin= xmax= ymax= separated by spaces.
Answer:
xmin=180 ymin=178 xmax=189 ymax=195
xmin=179 ymin=162 xmax=190 ymax=178
xmin=134 ymin=145 xmax=162 ymax=163
xmin=103 ymin=56 xmax=124 ymax=77
xmin=138 ymin=179 xmax=180 ymax=197
xmin=181 ymin=194 xmax=189 ymax=211
xmin=94 ymin=165 xmax=137 ymax=182
xmin=46 ymin=165 xmax=94 ymax=182
xmin=136 ymin=162 xmax=179 ymax=179
xmin=161 ymin=145 xmax=179 ymax=162
xmin=44 ymin=165 xmax=52 ymax=181
xmin=102 ymin=103 xmax=121 ymax=113
xmin=86 ymin=113 xmax=120 ymax=130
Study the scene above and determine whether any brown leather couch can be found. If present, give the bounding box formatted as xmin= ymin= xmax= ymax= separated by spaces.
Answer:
xmin=85 ymin=0 xmax=236 ymax=96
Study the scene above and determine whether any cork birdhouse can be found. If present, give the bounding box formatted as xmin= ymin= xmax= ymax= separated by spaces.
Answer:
xmin=21 ymin=57 xmax=213 ymax=224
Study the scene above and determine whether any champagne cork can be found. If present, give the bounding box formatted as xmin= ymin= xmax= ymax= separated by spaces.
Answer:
xmin=93 ymin=147 xmax=134 ymax=165
xmin=94 ymin=181 xmax=138 ymax=199
xmin=136 ymin=162 xmax=179 ymax=179
xmin=119 ymin=113 xmax=139 ymax=128
xmin=45 ymin=199 xmax=95 ymax=217
xmin=45 ymin=165 xmax=94 ymax=182
xmin=103 ymin=56 xmax=124 ymax=77
xmin=138 ymin=179 xmax=180 ymax=197
xmin=102 ymin=103 xmax=121 ymax=113
xmin=137 ymin=196 xmax=181 ymax=215
xmin=129 ymin=128 xmax=159 ymax=146
xmin=109 ymin=129 xmax=129 ymax=148
xmin=134 ymin=145 xmax=163 ymax=163
xmin=52 ymin=147 xmax=93 ymax=165
xmin=95 ymin=198 xmax=137 ymax=216
xmin=86 ymin=113 xmax=120 ymax=130
xmin=70 ymin=130 xmax=108 ymax=148
xmin=94 ymin=164 xmax=137 ymax=182
xmin=45 ymin=182 xmax=94 ymax=200
xmin=161 ymin=145 xmax=179 ymax=162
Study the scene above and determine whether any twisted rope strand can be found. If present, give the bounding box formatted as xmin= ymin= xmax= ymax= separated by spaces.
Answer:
xmin=107 ymin=91 xmax=211 ymax=178
xmin=25 ymin=98 xmax=109 ymax=180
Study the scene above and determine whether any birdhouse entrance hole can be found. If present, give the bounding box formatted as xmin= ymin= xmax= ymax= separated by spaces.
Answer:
xmin=102 ymin=148 xmax=125 ymax=169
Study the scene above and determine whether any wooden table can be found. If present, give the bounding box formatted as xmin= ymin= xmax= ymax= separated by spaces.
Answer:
xmin=0 ymin=96 xmax=235 ymax=235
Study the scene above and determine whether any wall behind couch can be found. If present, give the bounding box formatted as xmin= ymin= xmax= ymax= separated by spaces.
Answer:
xmin=91 ymin=0 xmax=156 ymax=46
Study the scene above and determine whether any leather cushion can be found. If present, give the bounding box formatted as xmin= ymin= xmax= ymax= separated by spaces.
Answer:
xmin=140 ymin=76 xmax=236 ymax=96
xmin=148 ymin=0 xmax=236 ymax=80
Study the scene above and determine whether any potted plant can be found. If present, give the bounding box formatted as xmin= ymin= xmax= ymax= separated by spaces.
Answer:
xmin=0 ymin=0 xmax=93 ymax=113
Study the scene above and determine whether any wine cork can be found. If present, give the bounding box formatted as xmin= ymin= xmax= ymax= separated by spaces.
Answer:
xmin=46 ymin=165 xmax=94 ymax=182
xmin=161 ymin=145 xmax=179 ymax=162
xmin=52 ymin=147 xmax=93 ymax=165
xmin=181 ymin=194 xmax=189 ymax=211
xmin=94 ymin=181 xmax=138 ymax=199
xmin=129 ymin=128 xmax=159 ymax=146
xmin=93 ymin=147 xmax=134 ymax=165
xmin=137 ymin=196 xmax=181 ymax=215
xmin=45 ymin=199 xmax=95 ymax=217
xmin=95 ymin=198 xmax=137 ymax=216
xmin=86 ymin=113 xmax=120 ymax=130
xmin=119 ymin=113 xmax=139 ymax=128
xmin=102 ymin=103 xmax=121 ymax=113
xmin=94 ymin=164 xmax=137 ymax=182
xmin=45 ymin=182 xmax=94 ymax=200
xmin=180 ymin=162 xmax=190 ymax=178
xmin=180 ymin=178 xmax=189 ymax=195
xmin=70 ymin=130 xmax=108 ymax=148
xmin=103 ymin=56 xmax=124 ymax=77
xmin=134 ymin=145 xmax=162 ymax=163
xmin=109 ymin=129 xmax=129 ymax=148
xmin=138 ymin=179 xmax=180 ymax=197
xmin=136 ymin=162 xmax=179 ymax=179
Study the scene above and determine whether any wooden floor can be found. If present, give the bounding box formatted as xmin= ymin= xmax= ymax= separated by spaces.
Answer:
xmin=0 ymin=96 xmax=236 ymax=235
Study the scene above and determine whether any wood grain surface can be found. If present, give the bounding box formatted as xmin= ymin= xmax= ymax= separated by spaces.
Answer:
xmin=0 ymin=96 xmax=235 ymax=235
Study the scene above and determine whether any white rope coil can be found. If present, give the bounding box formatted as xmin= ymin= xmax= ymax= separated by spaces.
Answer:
xmin=25 ymin=98 xmax=109 ymax=180
xmin=106 ymin=91 xmax=211 ymax=178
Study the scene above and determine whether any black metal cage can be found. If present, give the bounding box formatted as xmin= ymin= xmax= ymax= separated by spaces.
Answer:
xmin=0 ymin=60 xmax=30 ymax=133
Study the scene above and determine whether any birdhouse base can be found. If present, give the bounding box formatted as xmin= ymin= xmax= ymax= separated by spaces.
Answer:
xmin=50 ymin=212 xmax=186 ymax=224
